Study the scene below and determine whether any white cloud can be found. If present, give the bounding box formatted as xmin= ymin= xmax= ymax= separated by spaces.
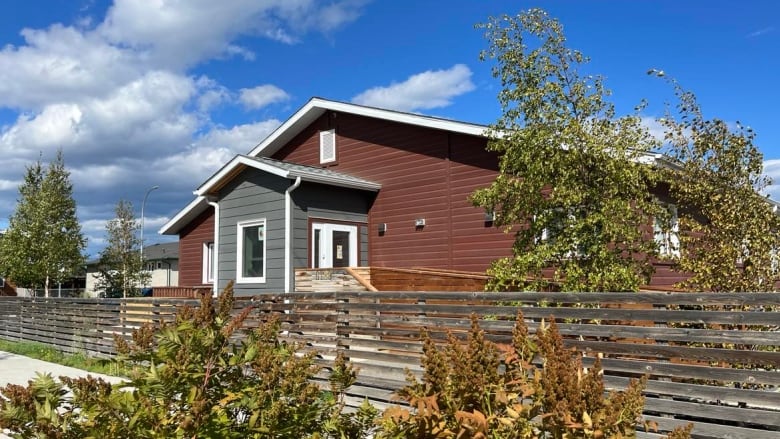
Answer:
xmin=98 ymin=0 xmax=368 ymax=68
xmin=0 ymin=179 xmax=20 ymax=191
xmin=640 ymin=116 xmax=668 ymax=143
xmin=68 ymin=119 xmax=280 ymax=196
xmin=0 ymin=24 xmax=144 ymax=110
xmin=762 ymin=159 xmax=780 ymax=200
xmin=195 ymin=76 xmax=231 ymax=112
xmin=195 ymin=119 xmax=281 ymax=152
xmin=240 ymin=85 xmax=290 ymax=110
xmin=0 ymin=71 xmax=199 ymax=164
xmin=747 ymin=27 xmax=774 ymax=38
xmin=351 ymin=64 xmax=475 ymax=112
xmin=0 ymin=0 xmax=366 ymax=258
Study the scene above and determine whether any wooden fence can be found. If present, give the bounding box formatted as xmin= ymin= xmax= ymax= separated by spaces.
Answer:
xmin=151 ymin=286 xmax=211 ymax=298
xmin=0 ymin=292 xmax=778 ymax=439
xmin=0 ymin=297 xmax=187 ymax=357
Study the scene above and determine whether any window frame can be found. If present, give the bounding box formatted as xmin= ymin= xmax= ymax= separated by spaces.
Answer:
xmin=202 ymin=241 xmax=215 ymax=284
xmin=654 ymin=203 xmax=680 ymax=258
xmin=236 ymin=218 xmax=267 ymax=284
xmin=536 ymin=207 xmax=583 ymax=258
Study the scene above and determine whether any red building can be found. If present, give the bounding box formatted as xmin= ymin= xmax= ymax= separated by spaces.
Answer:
xmin=161 ymin=98 xmax=683 ymax=295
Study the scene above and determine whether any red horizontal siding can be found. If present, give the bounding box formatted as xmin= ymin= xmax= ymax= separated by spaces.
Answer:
xmin=178 ymin=208 xmax=214 ymax=288
xmin=270 ymin=110 xmax=690 ymax=287
xmin=648 ymin=262 xmax=690 ymax=289
xmin=274 ymin=112 xmax=514 ymax=272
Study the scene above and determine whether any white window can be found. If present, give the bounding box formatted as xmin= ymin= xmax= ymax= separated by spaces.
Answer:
xmin=537 ymin=208 xmax=579 ymax=255
xmin=202 ymin=242 xmax=214 ymax=284
xmin=237 ymin=219 xmax=266 ymax=283
xmin=654 ymin=203 xmax=679 ymax=258
xmin=320 ymin=129 xmax=336 ymax=164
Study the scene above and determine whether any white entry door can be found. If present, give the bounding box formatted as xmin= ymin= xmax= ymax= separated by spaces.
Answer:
xmin=312 ymin=223 xmax=358 ymax=268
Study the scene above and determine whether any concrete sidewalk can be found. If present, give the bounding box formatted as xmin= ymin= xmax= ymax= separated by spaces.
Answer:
xmin=0 ymin=350 xmax=124 ymax=387
xmin=0 ymin=351 xmax=126 ymax=438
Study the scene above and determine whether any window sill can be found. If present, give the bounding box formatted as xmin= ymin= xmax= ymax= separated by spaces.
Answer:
xmin=236 ymin=277 xmax=266 ymax=284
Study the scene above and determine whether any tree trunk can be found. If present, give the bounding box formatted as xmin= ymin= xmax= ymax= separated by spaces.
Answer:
xmin=44 ymin=275 xmax=49 ymax=298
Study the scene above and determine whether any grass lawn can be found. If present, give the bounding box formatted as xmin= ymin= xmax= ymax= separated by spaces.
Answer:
xmin=0 ymin=339 xmax=129 ymax=377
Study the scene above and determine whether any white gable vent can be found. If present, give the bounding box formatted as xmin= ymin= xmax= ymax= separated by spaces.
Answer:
xmin=320 ymin=129 xmax=336 ymax=164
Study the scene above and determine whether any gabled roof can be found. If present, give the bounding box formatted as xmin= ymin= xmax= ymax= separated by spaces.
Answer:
xmin=143 ymin=241 xmax=179 ymax=260
xmin=159 ymin=155 xmax=381 ymax=235
xmin=247 ymin=97 xmax=489 ymax=158
xmin=161 ymin=98 xmax=485 ymax=235
xmin=196 ymin=155 xmax=381 ymax=197
xmin=87 ymin=241 xmax=179 ymax=265
xmin=160 ymin=97 xmax=687 ymax=236
xmin=159 ymin=196 xmax=209 ymax=235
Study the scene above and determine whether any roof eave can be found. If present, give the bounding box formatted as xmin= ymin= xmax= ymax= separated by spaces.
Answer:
xmin=248 ymin=97 xmax=489 ymax=158
xmin=293 ymin=172 xmax=381 ymax=192
xmin=195 ymin=155 xmax=291 ymax=197
xmin=159 ymin=197 xmax=210 ymax=235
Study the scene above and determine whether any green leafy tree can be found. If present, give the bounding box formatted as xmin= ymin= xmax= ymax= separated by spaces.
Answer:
xmin=0 ymin=151 xmax=86 ymax=297
xmin=95 ymin=200 xmax=150 ymax=298
xmin=653 ymin=73 xmax=780 ymax=291
xmin=471 ymin=9 xmax=661 ymax=292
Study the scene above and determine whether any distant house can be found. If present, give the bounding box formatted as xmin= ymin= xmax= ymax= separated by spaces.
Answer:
xmin=0 ymin=277 xmax=16 ymax=296
xmin=160 ymin=98 xmax=685 ymax=296
xmin=85 ymin=241 xmax=179 ymax=297
xmin=142 ymin=242 xmax=179 ymax=288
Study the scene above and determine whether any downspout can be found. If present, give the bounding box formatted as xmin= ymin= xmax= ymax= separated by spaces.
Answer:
xmin=285 ymin=176 xmax=302 ymax=293
xmin=207 ymin=198 xmax=220 ymax=297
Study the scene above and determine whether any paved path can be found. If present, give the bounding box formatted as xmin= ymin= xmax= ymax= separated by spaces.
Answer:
xmin=0 ymin=351 xmax=124 ymax=439
xmin=0 ymin=351 xmax=124 ymax=387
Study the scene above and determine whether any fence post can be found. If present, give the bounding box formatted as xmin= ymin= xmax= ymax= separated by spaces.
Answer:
xmin=336 ymin=290 xmax=349 ymax=362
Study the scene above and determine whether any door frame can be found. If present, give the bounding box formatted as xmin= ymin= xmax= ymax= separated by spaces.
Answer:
xmin=310 ymin=221 xmax=360 ymax=268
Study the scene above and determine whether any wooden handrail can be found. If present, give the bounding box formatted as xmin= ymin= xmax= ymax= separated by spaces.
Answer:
xmin=344 ymin=267 xmax=378 ymax=292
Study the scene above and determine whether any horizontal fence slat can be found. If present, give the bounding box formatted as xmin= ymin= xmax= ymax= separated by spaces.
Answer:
xmin=0 ymin=291 xmax=778 ymax=436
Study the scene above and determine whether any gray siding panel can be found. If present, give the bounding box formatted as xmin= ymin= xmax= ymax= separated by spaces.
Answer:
xmin=217 ymin=174 xmax=374 ymax=295
xmin=295 ymin=182 xmax=371 ymax=224
xmin=291 ymin=182 xmax=372 ymax=273
xmin=292 ymin=211 xmax=308 ymax=268
xmin=217 ymin=168 xmax=289 ymax=296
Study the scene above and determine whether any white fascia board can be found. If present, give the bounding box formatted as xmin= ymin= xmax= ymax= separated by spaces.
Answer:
xmin=316 ymin=99 xmax=488 ymax=136
xmin=195 ymin=155 xmax=290 ymax=196
xmin=248 ymin=97 xmax=489 ymax=158
xmin=248 ymin=99 xmax=327 ymax=157
xmin=159 ymin=196 xmax=209 ymax=235
xmin=292 ymin=171 xmax=381 ymax=192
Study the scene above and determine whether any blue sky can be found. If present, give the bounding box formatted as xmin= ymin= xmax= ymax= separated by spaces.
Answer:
xmin=0 ymin=0 xmax=777 ymax=257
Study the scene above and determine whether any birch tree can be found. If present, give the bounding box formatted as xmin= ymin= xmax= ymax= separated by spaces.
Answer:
xmin=471 ymin=9 xmax=662 ymax=291
xmin=0 ymin=151 xmax=86 ymax=296
xmin=654 ymin=73 xmax=780 ymax=291
xmin=95 ymin=200 xmax=149 ymax=298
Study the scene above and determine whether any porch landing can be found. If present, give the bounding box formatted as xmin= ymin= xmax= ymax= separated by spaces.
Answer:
xmin=294 ymin=267 xmax=490 ymax=292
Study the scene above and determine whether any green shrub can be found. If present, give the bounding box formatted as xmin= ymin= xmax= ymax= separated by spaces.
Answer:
xmin=0 ymin=292 xmax=692 ymax=438
xmin=0 ymin=282 xmax=371 ymax=438
xmin=376 ymin=313 xmax=692 ymax=439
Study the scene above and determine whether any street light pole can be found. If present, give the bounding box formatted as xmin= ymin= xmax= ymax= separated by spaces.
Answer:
xmin=140 ymin=185 xmax=159 ymax=266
